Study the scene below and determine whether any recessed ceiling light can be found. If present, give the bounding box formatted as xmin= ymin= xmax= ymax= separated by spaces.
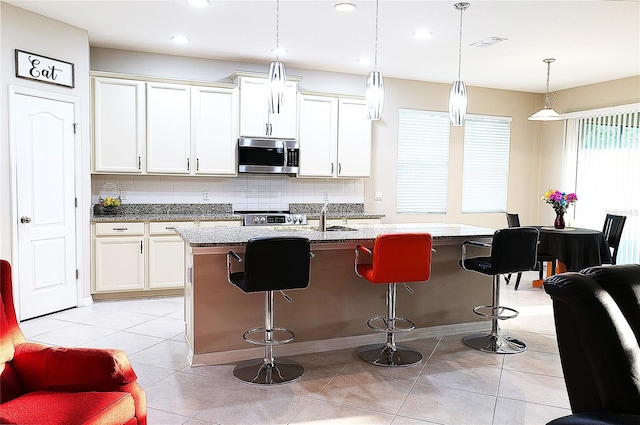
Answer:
xmin=334 ymin=3 xmax=356 ymax=12
xmin=271 ymin=47 xmax=288 ymax=56
xmin=171 ymin=35 xmax=190 ymax=45
xmin=356 ymin=57 xmax=372 ymax=66
xmin=413 ymin=29 xmax=432 ymax=40
xmin=187 ymin=0 xmax=209 ymax=7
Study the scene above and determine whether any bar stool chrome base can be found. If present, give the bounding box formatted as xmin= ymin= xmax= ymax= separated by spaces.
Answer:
xmin=233 ymin=357 xmax=304 ymax=385
xmin=463 ymin=332 xmax=526 ymax=354
xmin=358 ymin=343 xmax=423 ymax=367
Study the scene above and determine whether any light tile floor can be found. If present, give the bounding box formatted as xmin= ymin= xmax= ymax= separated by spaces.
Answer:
xmin=21 ymin=271 xmax=571 ymax=425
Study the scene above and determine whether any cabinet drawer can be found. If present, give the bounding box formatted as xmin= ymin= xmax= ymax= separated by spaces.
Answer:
xmin=95 ymin=222 xmax=145 ymax=236
xmin=149 ymin=221 xmax=195 ymax=235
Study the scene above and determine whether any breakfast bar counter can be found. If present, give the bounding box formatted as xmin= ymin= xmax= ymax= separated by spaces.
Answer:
xmin=176 ymin=223 xmax=496 ymax=365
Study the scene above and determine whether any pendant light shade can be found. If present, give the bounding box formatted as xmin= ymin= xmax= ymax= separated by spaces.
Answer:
xmin=449 ymin=80 xmax=467 ymax=127
xmin=366 ymin=0 xmax=384 ymax=121
xmin=268 ymin=61 xmax=287 ymax=114
xmin=366 ymin=70 xmax=384 ymax=121
xmin=528 ymin=58 xmax=563 ymax=121
xmin=268 ymin=0 xmax=286 ymax=115
xmin=449 ymin=2 xmax=470 ymax=127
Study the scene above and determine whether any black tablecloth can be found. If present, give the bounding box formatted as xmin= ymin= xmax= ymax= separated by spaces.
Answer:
xmin=535 ymin=226 xmax=612 ymax=272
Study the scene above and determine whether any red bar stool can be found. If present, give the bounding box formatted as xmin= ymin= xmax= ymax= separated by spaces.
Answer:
xmin=354 ymin=233 xmax=433 ymax=366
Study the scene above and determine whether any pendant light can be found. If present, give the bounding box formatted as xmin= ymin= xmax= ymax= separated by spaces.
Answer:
xmin=366 ymin=0 xmax=384 ymax=121
xmin=268 ymin=0 xmax=286 ymax=115
xmin=449 ymin=2 xmax=470 ymax=127
xmin=528 ymin=58 xmax=563 ymax=121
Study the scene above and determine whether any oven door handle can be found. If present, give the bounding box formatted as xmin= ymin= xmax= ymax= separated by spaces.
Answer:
xmin=282 ymin=140 xmax=288 ymax=168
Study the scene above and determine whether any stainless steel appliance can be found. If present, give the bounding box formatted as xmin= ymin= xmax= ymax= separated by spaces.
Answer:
xmin=240 ymin=212 xmax=307 ymax=226
xmin=237 ymin=138 xmax=299 ymax=175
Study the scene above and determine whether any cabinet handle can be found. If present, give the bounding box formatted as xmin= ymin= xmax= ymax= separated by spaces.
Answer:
xmin=196 ymin=158 xmax=200 ymax=171
xmin=331 ymin=162 xmax=334 ymax=174
xmin=269 ymin=123 xmax=273 ymax=136
xmin=165 ymin=227 xmax=175 ymax=230
xmin=187 ymin=158 xmax=190 ymax=171
xmin=138 ymin=156 xmax=141 ymax=170
xmin=140 ymin=241 xmax=143 ymax=254
xmin=265 ymin=123 xmax=269 ymax=136
xmin=338 ymin=163 xmax=342 ymax=175
xmin=112 ymin=227 xmax=127 ymax=231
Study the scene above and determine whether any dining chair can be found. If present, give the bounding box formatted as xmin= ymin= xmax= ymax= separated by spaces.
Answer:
xmin=602 ymin=214 xmax=627 ymax=265
xmin=505 ymin=212 xmax=555 ymax=289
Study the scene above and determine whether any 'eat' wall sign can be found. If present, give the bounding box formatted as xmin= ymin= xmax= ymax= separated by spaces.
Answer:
xmin=15 ymin=50 xmax=75 ymax=88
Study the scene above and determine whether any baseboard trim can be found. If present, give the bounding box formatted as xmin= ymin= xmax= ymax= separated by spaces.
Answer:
xmin=189 ymin=321 xmax=491 ymax=366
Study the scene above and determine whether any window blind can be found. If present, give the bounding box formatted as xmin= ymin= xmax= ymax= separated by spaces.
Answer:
xmin=461 ymin=116 xmax=511 ymax=213
xmin=396 ymin=109 xmax=450 ymax=214
xmin=569 ymin=108 xmax=640 ymax=264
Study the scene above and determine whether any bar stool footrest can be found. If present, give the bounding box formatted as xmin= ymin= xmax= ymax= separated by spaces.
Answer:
xmin=366 ymin=316 xmax=416 ymax=333
xmin=358 ymin=343 xmax=423 ymax=366
xmin=233 ymin=357 xmax=304 ymax=385
xmin=472 ymin=305 xmax=519 ymax=320
xmin=242 ymin=326 xmax=295 ymax=346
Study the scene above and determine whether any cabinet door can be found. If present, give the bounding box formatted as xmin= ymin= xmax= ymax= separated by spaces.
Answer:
xmin=93 ymin=78 xmax=144 ymax=173
xmin=267 ymin=82 xmax=298 ymax=139
xmin=298 ymin=94 xmax=338 ymax=177
xmin=191 ymin=86 xmax=238 ymax=175
xmin=148 ymin=235 xmax=186 ymax=289
xmin=146 ymin=82 xmax=191 ymax=173
xmin=238 ymin=77 xmax=297 ymax=139
xmin=337 ymin=99 xmax=372 ymax=178
xmin=94 ymin=236 xmax=145 ymax=292
xmin=238 ymin=77 xmax=269 ymax=137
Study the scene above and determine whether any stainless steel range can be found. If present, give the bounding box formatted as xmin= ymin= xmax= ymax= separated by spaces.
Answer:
xmin=239 ymin=211 xmax=307 ymax=226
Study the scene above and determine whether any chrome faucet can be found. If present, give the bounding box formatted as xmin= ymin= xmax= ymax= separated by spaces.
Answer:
xmin=320 ymin=202 xmax=328 ymax=232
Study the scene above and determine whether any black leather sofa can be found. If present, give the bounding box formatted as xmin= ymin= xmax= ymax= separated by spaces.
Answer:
xmin=543 ymin=264 xmax=640 ymax=425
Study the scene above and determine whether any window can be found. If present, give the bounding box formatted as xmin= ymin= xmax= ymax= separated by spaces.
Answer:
xmin=396 ymin=109 xmax=449 ymax=214
xmin=461 ymin=116 xmax=511 ymax=213
xmin=564 ymin=106 xmax=640 ymax=264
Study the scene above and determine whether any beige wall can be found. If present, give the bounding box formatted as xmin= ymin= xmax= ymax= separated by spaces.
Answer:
xmin=1 ymin=3 xmax=91 ymax=299
xmin=536 ymin=76 xmax=640 ymax=225
xmin=365 ymin=78 xmax=543 ymax=229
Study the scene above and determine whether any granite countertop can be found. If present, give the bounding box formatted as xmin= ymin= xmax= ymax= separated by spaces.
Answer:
xmin=176 ymin=223 xmax=496 ymax=248
xmin=91 ymin=202 xmax=384 ymax=223
xmin=91 ymin=203 xmax=242 ymax=223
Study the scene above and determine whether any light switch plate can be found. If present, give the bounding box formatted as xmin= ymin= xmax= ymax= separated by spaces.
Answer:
xmin=374 ymin=191 xmax=383 ymax=201
xmin=203 ymin=190 xmax=210 ymax=201
xmin=120 ymin=191 xmax=128 ymax=200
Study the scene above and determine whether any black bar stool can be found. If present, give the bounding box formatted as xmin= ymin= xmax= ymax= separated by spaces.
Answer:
xmin=354 ymin=233 xmax=433 ymax=366
xmin=227 ymin=236 xmax=312 ymax=385
xmin=460 ymin=227 xmax=539 ymax=354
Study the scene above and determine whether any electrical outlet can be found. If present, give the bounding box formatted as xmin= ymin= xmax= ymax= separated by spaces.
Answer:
xmin=324 ymin=192 xmax=329 ymax=201
xmin=203 ymin=190 xmax=210 ymax=201
xmin=120 ymin=191 xmax=128 ymax=200
xmin=374 ymin=191 xmax=383 ymax=201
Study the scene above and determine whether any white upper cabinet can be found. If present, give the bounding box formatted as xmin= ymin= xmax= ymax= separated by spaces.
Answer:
xmin=336 ymin=99 xmax=372 ymax=178
xmin=146 ymin=82 xmax=192 ymax=174
xmin=298 ymin=94 xmax=338 ymax=177
xmin=93 ymin=77 xmax=145 ymax=173
xmin=298 ymin=95 xmax=372 ymax=178
xmin=191 ymin=86 xmax=238 ymax=175
xmin=238 ymin=77 xmax=297 ymax=139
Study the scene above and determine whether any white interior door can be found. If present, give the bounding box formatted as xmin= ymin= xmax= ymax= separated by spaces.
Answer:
xmin=11 ymin=89 xmax=78 ymax=320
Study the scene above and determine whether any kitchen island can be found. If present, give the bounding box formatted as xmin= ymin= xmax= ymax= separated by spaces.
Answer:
xmin=176 ymin=223 xmax=496 ymax=366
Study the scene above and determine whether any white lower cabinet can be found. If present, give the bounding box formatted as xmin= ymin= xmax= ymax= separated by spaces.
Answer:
xmin=94 ymin=223 xmax=145 ymax=293
xmin=148 ymin=222 xmax=195 ymax=290
xmin=92 ymin=221 xmax=202 ymax=295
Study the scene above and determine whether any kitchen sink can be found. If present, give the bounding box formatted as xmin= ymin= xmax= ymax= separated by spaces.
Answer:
xmin=268 ymin=225 xmax=359 ymax=232
xmin=323 ymin=225 xmax=359 ymax=232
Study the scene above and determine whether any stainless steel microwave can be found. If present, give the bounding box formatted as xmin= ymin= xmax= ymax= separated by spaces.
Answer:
xmin=237 ymin=138 xmax=299 ymax=175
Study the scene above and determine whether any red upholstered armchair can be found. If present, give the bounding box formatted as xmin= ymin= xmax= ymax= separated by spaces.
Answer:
xmin=0 ymin=260 xmax=146 ymax=425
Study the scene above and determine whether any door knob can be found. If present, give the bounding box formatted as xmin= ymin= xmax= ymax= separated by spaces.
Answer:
xmin=20 ymin=216 xmax=31 ymax=224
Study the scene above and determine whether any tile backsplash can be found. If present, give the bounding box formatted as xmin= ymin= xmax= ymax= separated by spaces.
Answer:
xmin=92 ymin=175 xmax=365 ymax=211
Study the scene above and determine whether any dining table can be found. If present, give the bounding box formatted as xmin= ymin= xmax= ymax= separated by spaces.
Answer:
xmin=532 ymin=225 xmax=612 ymax=286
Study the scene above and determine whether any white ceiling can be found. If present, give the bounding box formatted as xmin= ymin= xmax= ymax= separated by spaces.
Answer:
xmin=5 ymin=0 xmax=640 ymax=93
